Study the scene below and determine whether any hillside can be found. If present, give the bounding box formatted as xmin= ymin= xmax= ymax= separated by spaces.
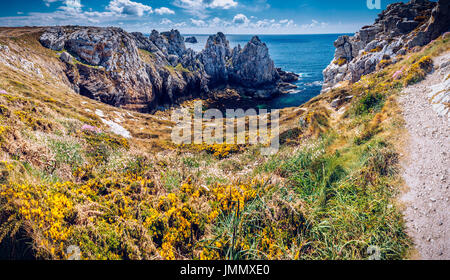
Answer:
xmin=0 ymin=3 xmax=449 ymax=260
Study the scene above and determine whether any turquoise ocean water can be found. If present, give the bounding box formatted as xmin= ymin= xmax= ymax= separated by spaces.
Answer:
xmin=184 ymin=34 xmax=351 ymax=109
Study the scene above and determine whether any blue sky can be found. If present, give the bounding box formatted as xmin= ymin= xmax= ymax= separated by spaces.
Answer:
xmin=0 ymin=0 xmax=416 ymax=34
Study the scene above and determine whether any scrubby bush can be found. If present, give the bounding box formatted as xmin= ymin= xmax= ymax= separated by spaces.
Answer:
xmin=353 ymin=92 xmax=385 ymax=115
xmin=334 ymin=57 xmax=347 ymax=66
xmin=404 ymin=56 xmax=433 ymax=86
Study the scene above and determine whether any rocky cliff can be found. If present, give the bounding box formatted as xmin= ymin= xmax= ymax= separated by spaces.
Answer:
xmin=39 ymin=27 xmax=296 ymax=112
xmin=322 ymin=0 xmax=450 ymax=92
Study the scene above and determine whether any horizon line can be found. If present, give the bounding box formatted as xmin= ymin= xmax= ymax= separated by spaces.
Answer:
xmin=0 ymin=25 xmax=357 ymax=36
xmin=180 ymin=32 xmax=355 ymax=36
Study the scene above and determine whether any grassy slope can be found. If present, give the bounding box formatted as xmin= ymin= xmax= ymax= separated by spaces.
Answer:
xmin=0 ymin=28 xmax=448 ymax=260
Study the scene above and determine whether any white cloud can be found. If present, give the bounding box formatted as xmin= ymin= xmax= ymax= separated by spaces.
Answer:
xmin=155 ymin=7 xmax=175 ymax=15
xmin=206 ymin=17 xmax=232 ymax=28
xmin=209 ymin=0 xmax=238 ymax=9
xmin=6 ymin=1 xmax=329 ymax=34
xmin=174 ymin=0 xmax=202 ymax=10
xmin=174 ymin=22 xmax=187 ymax=27
xmin=43 ymin=0 xmax=83 ymax=13
xmin=254 ymin=19 xmax=269 ymax=28
xmin=59 ymin=0 xmax=83 ymax=13
xmin=301 ymin=19 xmax=328 ymax=29
xmin=190 ymin=18 xmax=207 ymax=27
xmin=232 ymin=13 xmax=249 ymax=25
xmin=280 ymin=19 xmax=295 ymax=27
xmin=174 ymin=0 xmax=238 ymax=18
xmin=107 ymin=0 xmax=153 ymax=17
xmin=160 ymin=18 xmax=173 ymax=25
xmin=4 ymin=0 xmax=177 ymax=29
xmin=43 ymin=0 xmax=59 ymax=7
xmin=212 ymin=17 xmax=221 ymax=24
xmin=173 ymin=0 xmax=206 ymax=18
xmin=271 ymin=23 xmax=281 ymax=29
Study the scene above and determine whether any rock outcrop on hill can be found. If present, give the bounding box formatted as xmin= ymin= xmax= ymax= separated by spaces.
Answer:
xmin=40 ymin=26 xmax=156 ymax=111
xmin=322 ymin=0 xmax=450 ymax=92
xmin=39 ymin=27 xmax=296 ymax=112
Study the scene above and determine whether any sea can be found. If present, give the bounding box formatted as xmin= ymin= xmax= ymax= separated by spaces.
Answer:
xmin=184 ymin=34 xmax=352 ymax=109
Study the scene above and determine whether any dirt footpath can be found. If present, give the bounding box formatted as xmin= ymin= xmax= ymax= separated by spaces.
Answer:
xmin=399 ymin=52 xmax=450 ymax=260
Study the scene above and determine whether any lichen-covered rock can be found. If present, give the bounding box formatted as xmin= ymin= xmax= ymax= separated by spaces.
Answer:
xmin=322 ymin=0 xmax=449 ymax=92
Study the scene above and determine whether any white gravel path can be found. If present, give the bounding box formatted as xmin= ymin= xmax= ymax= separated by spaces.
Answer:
xmin=399 ymin=52 xmax=450 ymax=260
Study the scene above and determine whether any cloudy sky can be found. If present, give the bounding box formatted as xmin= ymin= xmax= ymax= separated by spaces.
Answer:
xmin=0 ymin=0 xmax=413 ymax=34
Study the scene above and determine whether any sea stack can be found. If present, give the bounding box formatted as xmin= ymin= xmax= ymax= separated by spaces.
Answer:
xmin=185 ymin=36 xmax=198 ymax=44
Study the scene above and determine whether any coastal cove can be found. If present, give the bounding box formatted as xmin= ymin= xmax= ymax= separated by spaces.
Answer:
xmin=0 ymin=0 xmax=448 ymax=261
xmin=186 ymin=34 xmax=349 ymax=109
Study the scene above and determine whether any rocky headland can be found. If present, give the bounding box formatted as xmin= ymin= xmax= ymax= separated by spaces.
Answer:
xmin=322 ymin=0 xmax=449 ymax=92
xmin=39 ymin=27 xmax=298 ymax=113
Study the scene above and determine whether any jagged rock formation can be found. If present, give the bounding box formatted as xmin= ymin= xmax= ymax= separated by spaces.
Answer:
xmin=199 ymin=32 xmax=232 ymax=86
xmin=230 ymin=36 xmax=279 ymax=87
xmin=198 ymin=33 xmax=296 ymax=98
xmin=322 ymin=0 xmax=450 ymax=92
xmin=39 ymin=27 xmax=296 ymax=112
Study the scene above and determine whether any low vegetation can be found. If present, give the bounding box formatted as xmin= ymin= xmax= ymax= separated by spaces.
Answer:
xmin=0 ymin=29 xmax=448 ymax=260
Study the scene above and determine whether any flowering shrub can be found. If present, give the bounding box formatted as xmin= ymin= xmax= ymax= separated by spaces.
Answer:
xmin=0 ymin=164 xmax=309 ymax=260
xmin=392 ymin=70 xmax=403 ymax=80
xmin=0 ymin=182 xmax=74 ymax=258
xmin=378 ymin=59 xmax=391 ymax=69
xmin=182 ymin=143 xmax=240 ymax=159
xmin=81 ymin=124 xmax=102 ymax=134
xmin=211 ymin=183 xmax=257 ymax=213
xmin=404 ymin=56 xmax=433 ymax=86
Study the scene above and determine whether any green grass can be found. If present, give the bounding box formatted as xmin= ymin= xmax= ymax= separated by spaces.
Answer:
xmin=182 ymin=156 xmax=200 ymax=168
xmin=165 ymin=63 xmax=191 ymax=74
xmin=353 ymin=92 xmax=385 ymax=116
xmin=49 ymin=138 xmax=83 ymax=171
xmin=253 ymin=137 xmax=408 ymax=259
xmin=161 ymin=170 xmax=182 ymax=192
